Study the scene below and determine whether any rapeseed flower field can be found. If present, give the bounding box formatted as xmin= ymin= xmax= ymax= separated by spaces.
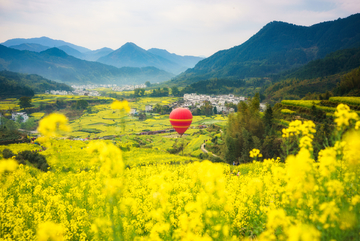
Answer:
xmin=1 ymin=102 xmax=360 ymax=240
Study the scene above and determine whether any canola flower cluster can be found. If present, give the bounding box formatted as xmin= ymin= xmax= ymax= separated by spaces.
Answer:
xmin=1 ymin=104 xmax=360 ymax=240
xmin=334 ymin=104 xmax=360 ymax=130
xmin=249 ymin=149 xmax=263 ymax=159
xmin=111 ymin=100 xmax=131 ymax=113
xmin=36 ymin=113 xmax=71 ymax=144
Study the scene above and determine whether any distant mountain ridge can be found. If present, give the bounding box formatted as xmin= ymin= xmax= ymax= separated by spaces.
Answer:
xmin=8 ymin=43 xmax=49 ymax=52
xmin=2 ymin=36 xmax=91 ymax=53
xmin=7 ymin=42 xmax=114 ymax=62
xmin=0 ymin=45 xmax=174 ymax=85
xmin=98 ymin=42 xmax=203 ymax=74
xmin=172 ymin=13 xmax=360 ymax=85
xmin=3 ymin=38 xmax=203 ymax=74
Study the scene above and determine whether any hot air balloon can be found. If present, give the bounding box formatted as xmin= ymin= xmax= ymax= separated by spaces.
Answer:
xmin=169 ymin=108 xmax=193 ymax=136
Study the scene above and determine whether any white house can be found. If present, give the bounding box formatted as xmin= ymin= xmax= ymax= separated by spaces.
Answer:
xmin=12 ymin=112 xmax=29 ymax=123
xmin=145 ymin=105 xmax=152 ymax=112
xmin=130 ymin=108 xmax=138 ymax=115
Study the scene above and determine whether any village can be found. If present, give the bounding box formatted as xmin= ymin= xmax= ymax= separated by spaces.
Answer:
xmin=132 ymin=93 xmax=267 ymax=115
xmin=11 ymin=90 xmax=268 ymax=124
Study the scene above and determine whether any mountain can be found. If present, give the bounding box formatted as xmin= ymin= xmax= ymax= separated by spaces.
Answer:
xmin=57 ymin=45 xmax=84 ymax=59
xmin=98 ymin=42 xmax=203 ymax=75
xmin=1 ymin=36 xmax=91 ymax=53
xmin=2 ymin=37 xmax=203 ymax=74
xmin=0 ymin=45 xmax=174 ymax=85
xmin=263 ymin=47 xmax=360 ymax=102
xmin=83 ymin=47 xmax=113 ymax=61
xmin=97 ymin=42 xmax=179 ymax=74
xmin=172 ymin=13 xmax=360 ymax=85
xmin=8 ymin=42 xmax=113 ymax=61
xmin=0 ymin=70 xmax=72 ymax=98
xmin=9 ymin=43 xmax=49 ymax=52
xmin=277 ymin=47 xmax=360 ymax=81
xmin=147 ymin=48 xmax=204 ymax=73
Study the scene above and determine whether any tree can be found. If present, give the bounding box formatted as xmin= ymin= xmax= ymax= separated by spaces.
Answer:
xmin=55 ymin=99 xmax=66 ymax=109
xmin=134 ymin=88 xmax=145 ymax=97
xmin=171 ymin=86 xmax=180 ymax=96
xmin=19 ymin=96 xmax=32 ymax=110
xmin=263 ymin=104 xmax=274 ymax=135
xmin=223 ymin=93 xmax=265 ymax=163
xmin=145 ymin=81 xmax=151 ymax=87
xmin=200 ymin=101 xmax=213 ymax=116
xmin=163 ymin=87 xmax=169 ymax=96
xmin=76 ymin=100 xmax=89 ymax=110
xmin=21 ymin=118 xmax=36 ymax=130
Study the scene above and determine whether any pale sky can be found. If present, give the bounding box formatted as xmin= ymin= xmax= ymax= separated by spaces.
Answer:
xmin=0 ymin=0 xmax=359 ymax=57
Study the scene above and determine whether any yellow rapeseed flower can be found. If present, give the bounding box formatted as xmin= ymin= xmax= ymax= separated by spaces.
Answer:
xmin=249 ymin=148 xmax=262 ymax=158
xmin=37 ymin=221 xmax=64 ymax=241
xmin=334 ymin=104 xmax=358 ymax=129
xmin=343 ymin=131 xmax=360 ymax=166
xmin=37 ymin=113 xmax=71 ymax=138
xmin=0 ymin=159 xmax=18 ymax=174
xmin=111 ymin=100 xmax=131 ymax=113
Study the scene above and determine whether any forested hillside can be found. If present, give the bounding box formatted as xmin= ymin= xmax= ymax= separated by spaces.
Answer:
xmin=172 ymin=13 xmax=360 ymax=85
xmin=0 ymin=70 xmax=72 ymax=98
xmin=262 ymin=47 xmax=360 ymax=102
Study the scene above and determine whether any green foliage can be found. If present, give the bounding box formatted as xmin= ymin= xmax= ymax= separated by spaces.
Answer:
xmin=2 ymin=148 xmax=14 ymax=159
xmin=171 ymin=14 xmax=360 ymax=85
xmin=16 ymin=150 xmax=50 ymax=172
xmin=20 ymin=118 xmax=36 ymax=130
xmin=134 ymin=88 xmax=145 ymax=97
xmin=180 ymin=78 xmax=245 ymax=94
xmin=223 ymin=93 xmax=265 ymax=163
xmin=72 ymin=99 xmax=89 ymax=110
xmin=284 ymin=47 xmax=360 ymax=80
xmin=0 ymin=70 xmax=72 ymax=98
xmin=19 ymin=96 xmax=32 ymax=110
xmin=171 ymin=86 xmax=181 ymax=96
xmin=264 ymin=50 xmax=360 ymax=103
xmin=149 ymin=87 xmax=170 ymax=97
xmin=3 ymin=118 xmax=20 ymax=131
xmin=333 ymin=67 xmax=360 ymax=96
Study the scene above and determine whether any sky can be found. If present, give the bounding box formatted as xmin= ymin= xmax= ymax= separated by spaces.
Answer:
xmin=0 ymin=0 xmax=359 ymax=57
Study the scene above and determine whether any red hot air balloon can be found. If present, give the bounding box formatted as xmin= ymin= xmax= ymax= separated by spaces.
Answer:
xmin=169 ymin=108 xmax=193 ymax=136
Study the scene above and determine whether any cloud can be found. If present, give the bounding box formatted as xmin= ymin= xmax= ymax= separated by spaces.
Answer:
xmin=0 ymin=0 xmax=359 ymax=56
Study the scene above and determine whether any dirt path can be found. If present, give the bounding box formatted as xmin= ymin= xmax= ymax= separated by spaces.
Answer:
xmin=201 ymin=143 xmax=218 ymax=157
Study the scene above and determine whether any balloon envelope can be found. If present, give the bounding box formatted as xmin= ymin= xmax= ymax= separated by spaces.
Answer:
xmin=169 ymin=108 xmax=193 ymax=135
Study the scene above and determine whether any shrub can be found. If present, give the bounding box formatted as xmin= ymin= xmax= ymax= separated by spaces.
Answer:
xmin=2 ymin=148 xmax=15 ymax=159
xmin=16 ymin=150 xmax=50 ymax=172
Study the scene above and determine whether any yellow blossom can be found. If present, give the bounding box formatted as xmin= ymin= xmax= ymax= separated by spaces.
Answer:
xmin=111 ymin=100 xmax=131 ymax=113
xmin=334 ymin=104 xmax=358 ymax=129
xmin=37 ymin=113 xmax=71 ymax=138
xmin=37 ymin=221 xmax=64 ymax=241
xmin=343 ymin=131 xmax=360 ymax=166
xmin=249 ymin=148 xmax=262 ymax=158
xmin=0 ymin=159 xmax=18 ymax=174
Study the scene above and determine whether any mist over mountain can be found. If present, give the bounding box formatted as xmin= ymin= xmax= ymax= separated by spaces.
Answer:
xmin=84 ymin=47 xmax=113 ymax=61
xmin=147 ymin=48 xmax=204 ymax=73
xmin=172 ymin=13 xmax=360 ymax=85
xmin=2 ymin=37 xmax=203 ymax=74
xmin=2 ymin=36 xmax=91 ymax=53
xmin=9 ymin=43 xmax=49 ymax=52
xmin=98 ymin=42 xmax=179 ymax=74
xmin=0 ymin=45 xmax=174 ymax=85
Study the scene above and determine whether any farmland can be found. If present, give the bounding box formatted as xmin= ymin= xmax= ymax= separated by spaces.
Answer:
xmin=1 ymin=94 xmax=360 ymax=240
